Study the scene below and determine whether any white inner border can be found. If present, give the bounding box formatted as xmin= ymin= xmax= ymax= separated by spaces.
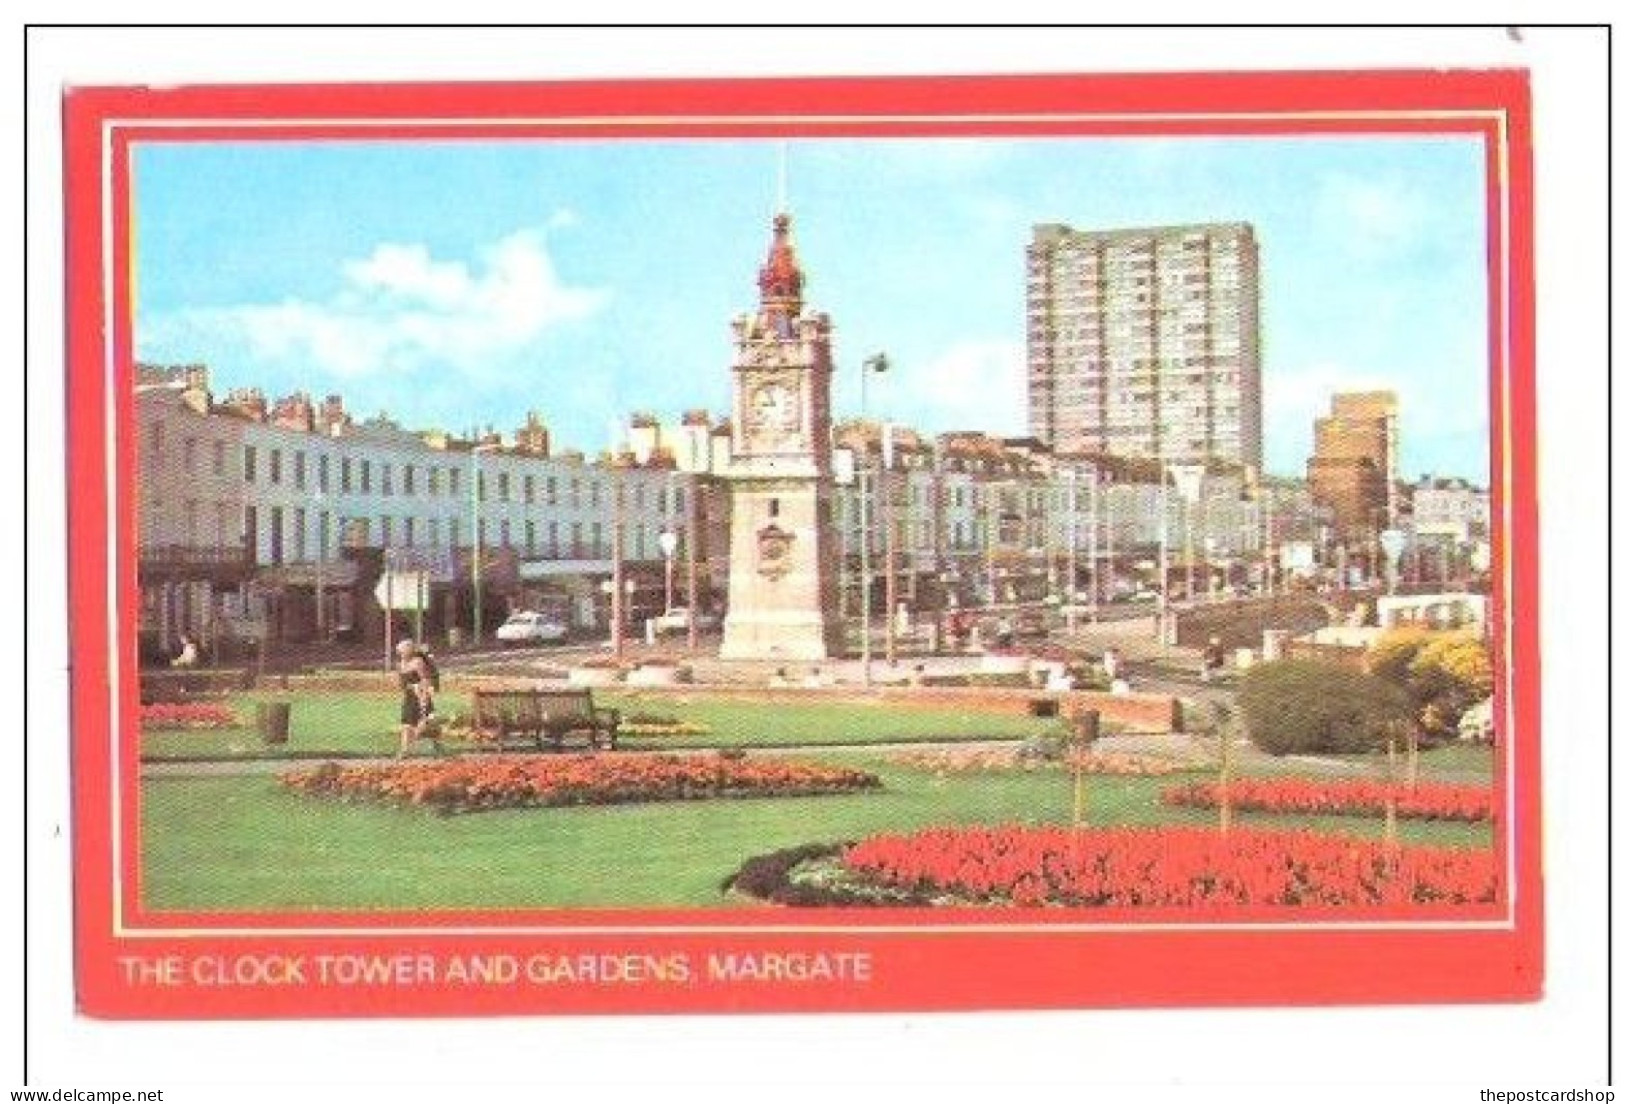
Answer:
xmin=103 ymin=106 xmax=1520 ymax=939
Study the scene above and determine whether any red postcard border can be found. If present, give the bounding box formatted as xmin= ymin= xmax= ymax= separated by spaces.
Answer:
xmin=65 ymin=69 xmax=1541 ymax=1017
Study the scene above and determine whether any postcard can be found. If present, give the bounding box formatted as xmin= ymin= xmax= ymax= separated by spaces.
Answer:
xmin=65 ymin=68 xmax=1540 ymax=1017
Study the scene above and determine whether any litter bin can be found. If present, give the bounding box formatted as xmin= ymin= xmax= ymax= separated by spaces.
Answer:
xmin=1071 ymin=708 xmax=1101 ymax=747
xmin=257 ymin=701 xmax=292 ymax=746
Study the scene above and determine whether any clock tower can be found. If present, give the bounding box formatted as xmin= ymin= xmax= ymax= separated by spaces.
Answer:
xmin=719 ymin=212 xmax=844 ymax=661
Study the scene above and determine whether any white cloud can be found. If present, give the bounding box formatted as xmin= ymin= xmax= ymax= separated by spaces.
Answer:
xmin=140 ymin=222 xmax=608 ymax=384
xmin=881 ymin=339 xmax=1027 ymax=435
xmin=1315 ymin=172 xmax=1434 ymax=262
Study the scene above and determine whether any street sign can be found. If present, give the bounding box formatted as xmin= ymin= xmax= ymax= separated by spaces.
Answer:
xmin=374 ymin=570 xmax=430 ymax=610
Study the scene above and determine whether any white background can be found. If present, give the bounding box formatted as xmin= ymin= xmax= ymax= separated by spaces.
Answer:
xmin=19 ymin=23 xmax=1613 ymax=1100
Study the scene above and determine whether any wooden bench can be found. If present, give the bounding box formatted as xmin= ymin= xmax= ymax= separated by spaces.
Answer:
xmin=471 ymin=688 xmax=620 ymax=752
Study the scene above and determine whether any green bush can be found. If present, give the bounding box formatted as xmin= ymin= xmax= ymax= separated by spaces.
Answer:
xmin=1238 ymin=659 xmax=1413 ymax=756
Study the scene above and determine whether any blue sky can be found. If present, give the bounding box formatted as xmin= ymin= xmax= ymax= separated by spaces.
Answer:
xmin=134 ymin=135 xmax=1489 ymax=481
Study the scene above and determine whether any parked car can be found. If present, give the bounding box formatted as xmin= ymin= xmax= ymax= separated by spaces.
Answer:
xmin=494 ymin=611 xmax=569 ymax=645
xmin=651 ymin=606 xmax=719 ymax=635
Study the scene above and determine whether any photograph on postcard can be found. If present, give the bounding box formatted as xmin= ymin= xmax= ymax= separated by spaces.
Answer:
xmin=66 ymin=71 xmax=1540 ymax=1016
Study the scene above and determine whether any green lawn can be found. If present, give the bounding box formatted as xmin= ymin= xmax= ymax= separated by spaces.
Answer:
xmin=1233 ymin=740 xmax=1496 ymax=783
xmin=140 ymin=757 xmax=1494 ymax=912
xmin=140 ymin=689 xmax=1058 ymax=761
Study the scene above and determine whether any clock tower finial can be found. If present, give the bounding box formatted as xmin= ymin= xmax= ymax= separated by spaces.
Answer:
xmin=756 ymin=212 xmax=804 ymax=335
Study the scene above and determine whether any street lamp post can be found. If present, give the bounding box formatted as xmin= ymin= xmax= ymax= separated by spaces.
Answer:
xmin=470 ymin=441 xmax=500 ymax=645
xmin=686 ymin=479 xmax=701 ymax=656
xmin=1157 ymin=461 xmax=1170 ymax=647
xmin=659 ymin=526 xmax=679 ymax=616
xmin=857 ymin=353 xmax=889 ymax=686
xmin=311 ymin=491 xmax=326 ymax=641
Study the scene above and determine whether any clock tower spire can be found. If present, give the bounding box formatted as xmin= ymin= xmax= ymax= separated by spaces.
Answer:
xmin=719 ymin=211 xmax=843 ymax=661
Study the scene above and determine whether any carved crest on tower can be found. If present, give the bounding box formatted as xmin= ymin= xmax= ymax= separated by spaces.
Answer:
xmin=755 ymin=523 xmax=795 ymax=580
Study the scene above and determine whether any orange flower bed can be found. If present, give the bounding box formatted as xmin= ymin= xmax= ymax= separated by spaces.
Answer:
xmin=842 ymin=825 xmax=1497 ymax=908
xmin=139 ymin=702 xmax=240 ymax=730
xmin=280 ymin=753 xmax=880 ymax=814
xmin=1162 ymin=778 xmax=1495 ymax=823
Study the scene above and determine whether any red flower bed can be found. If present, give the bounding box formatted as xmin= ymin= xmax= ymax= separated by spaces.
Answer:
xmin=842 ymin=825 xmax=1496 ymax=908
xmin=1161 ymin=778 xmax=1495 ymax=823
xmin=139 ymin=702 xmax=241 ymax=730
xmin=280 ymin=753 xmax=880 ymax=814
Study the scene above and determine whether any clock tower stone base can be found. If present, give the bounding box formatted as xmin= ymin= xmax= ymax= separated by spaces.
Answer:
xmin=719 ymin=479 xmax=843 ymax=662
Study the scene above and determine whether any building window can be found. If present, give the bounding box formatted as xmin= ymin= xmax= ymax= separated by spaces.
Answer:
xmin=403 ymin=465 xmax=416 ymax=495
xmin=571 ymin=521 xmax=583 ymax=555
xmin=427 ymin=518 xmax=440 ymax=547
xmin=547 ymin=521 xmax=559 ymax=556
xmin=318 ymin=511 xmax=331 ymax=559
xmin=149 ymin=423 xmax=164 ymax=460
xmin=380 ymin=516 xmax=393 ymax=547
xmin=500 ymin=519 xmax=511 ymax=547
xmin=449 ymin=518 xmax=460 ymax=548
xmin=404 ymin=517 xmax=416 ymax=547
xmin=293 ymin=507 xmax=307 ymax=562
xmin=428 ymin=467 xmax=441 ymax=495
xmin=476 ymin=519 xmax=486 ymax=546
xmin=269 ymin=506 xmax=284 ymax=565
xmin=243 ymin=446 xmax=258 ymax=483
xmin=212 ymin=440 xmax=226 ymax=476
xmin=590 ymin=521 xmax=603 ymax=556
xmin=449 ymin=468 xmax=461 ymax=497
xmin=546 ymin=476 xmax=558 ymax=505
xmin=523 ymin=475 xmax=535 ymax=504
xmin=269 ymin=449 xmax=282 ymax=485
xmin=590 ymin=482 xmax=601 ymax=509
xmin=497 ymin=472 xmax=511 ymax=503
xmin=294 ymin=451 xmax=307 ymax=490
xmin=182 ymin=437 xmax=197 ymax=474
xmin=525 ymin=520 xmax=536 ymax=553
xmin=340 ymin=457 xmax=352 ymax=492
xmin=381 ymin=464 xmax=393 ymax=496
xmin=360 ymin=461 xmax=372 ymax=494
xmin=317 ymin=454 xmax=330 ymax=492
xmin=477 ymin=471 xmax=487 ymax=502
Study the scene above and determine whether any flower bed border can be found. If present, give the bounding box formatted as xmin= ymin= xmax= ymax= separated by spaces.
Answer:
xmin=1161 ymin=778 xmax=1495 ymax=823
xmin=280 ymin=753 xmax=882 ymax=815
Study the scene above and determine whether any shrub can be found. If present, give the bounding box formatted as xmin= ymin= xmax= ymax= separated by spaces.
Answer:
xmin=1410 ymin=632 xmax=1494 ymax=737
xmin=1367 ymin=626 xmax=1435 ymax=686
xmin=1368 ymin=628 xmax=1495 ymax=739
xmin=1237 ymin=659 xmax=1412 ymax=756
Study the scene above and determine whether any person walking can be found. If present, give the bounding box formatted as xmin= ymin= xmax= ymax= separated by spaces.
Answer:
xmin=170 ymin=632 xmax=200 ymax=668
xmin=395 ymin=638 xmax=437 ymax=758
xmin=1202 ymin=636 xmax=1226 ymax=683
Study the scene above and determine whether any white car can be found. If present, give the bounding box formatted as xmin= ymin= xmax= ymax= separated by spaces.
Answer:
xmin=651 ymin=607 xmax=718 ymax=634
xmin=494 ymin=611 xmax=569 ymax=645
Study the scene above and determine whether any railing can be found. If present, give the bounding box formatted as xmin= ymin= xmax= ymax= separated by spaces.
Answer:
xmin=138 ymin=544 xmax=251 ymax=570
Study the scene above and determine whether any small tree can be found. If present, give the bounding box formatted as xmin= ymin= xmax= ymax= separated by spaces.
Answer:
xmin=1237 ymin=659 xmax=1414 ymax=757
xmin=1410 ymin=631 xmax=1494 ymax=738
xmin=1367 ymin=626 xmax=1435 ymax=687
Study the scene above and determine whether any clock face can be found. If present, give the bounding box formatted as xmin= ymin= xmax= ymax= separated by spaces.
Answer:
xmin=750 ymin=383 xmax=799 ymax=434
